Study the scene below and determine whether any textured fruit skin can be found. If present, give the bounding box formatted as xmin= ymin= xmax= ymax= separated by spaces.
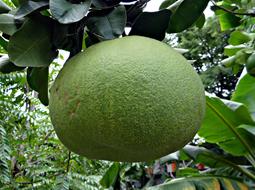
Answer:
xmin=49 ymin=36 xmax=205 ymax=162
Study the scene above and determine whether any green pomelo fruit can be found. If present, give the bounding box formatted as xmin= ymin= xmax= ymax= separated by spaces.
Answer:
xmin=49 ymin=36 xmax=206 ymax=162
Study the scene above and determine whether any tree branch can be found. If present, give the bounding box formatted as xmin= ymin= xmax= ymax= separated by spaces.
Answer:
xmin=210 ymin=0 xmax=255 ymax=17
xmin=66 ymin=151 xmax=71 ymax=173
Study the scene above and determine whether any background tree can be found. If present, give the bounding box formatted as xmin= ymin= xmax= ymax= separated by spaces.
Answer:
xmin=168 ymin=17 xmax=241 ymax=99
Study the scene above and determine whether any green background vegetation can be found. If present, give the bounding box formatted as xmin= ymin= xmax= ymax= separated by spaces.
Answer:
xmin=0 ymin=0 xmax=255 ymax=189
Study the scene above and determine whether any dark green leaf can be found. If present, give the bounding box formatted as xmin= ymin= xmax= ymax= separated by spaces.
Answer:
xmin=183 ymin=145 xmax=227 ymax=168
xmin=167 ymin=0 xmax=209 ymax=33
xmin=27 ymin=67 xmax=49 ymax=105
xmin=228 ymin=31 xmax=252 ymax=45
xmin=84 ymin=31 xmax=100 ymax=48
xmin=217 ymin=12 xmax=241 ymax=31
xmin=15 ymin=0 xmax=49 ymax=19
xmin=125 ymin=1 xmax=146 ymax=26
xmin=183 ymin=145 xmax=255 ymax=180
xmin=100 ymin=162 xmax=120 ymax=188
xmin=195 ymin=13 xmax=206 ymax=28
xmin=159 ymin=0 xmax=177 ymax=10
xmin=235 ymin=50 xmax=250 ymax=65
xmin=198 ymin=96 xmax=255 ymax=156
xmin=0 ymin=35 xmax=8 ymax=50
xmin=8 ymin=18 xmax=57 ymax=67
xmin=238 ymin=124 xmax=255 ymax=136
xmin=86 ymin=6 xmax=126 ymax=40
xmin=147 ymin=176 xmax=250 ymax=190
xmin=19 ymin=0 xmax=28 ymax=5
xmin=0 ymin=14 xmax=19 ymax=35
xmin=221 ymin=55 xmax=236 ymax=67
xmin=224 ymin=45 xmax=246 ymax=56
xmin=54 ymin=174 xmax=69 ymax=190
xmin=179 ymin=149 xmax=190 ymax=161
xmin=232 ymin=74 xmax=255 ymax=119
xmin=50 ymin=0 xmax=91 ymax=24
xmin=92 ymin=0 xmax=120 ymax=9
xmin=0 ymin=0 xmax=11 ymax=14
xmin=246 ymin=53 xmax=255 ymax=76
xmin=52 ymin=22 xmax=82 ymax=52
xmin=219 ymin=178 xmax=251 ymax=190
xmin=52 ymin=23 xmax=70 ymax=50
xmin=11 ymin=0 xmax=20 ymax=7
xmin=129 ymin=9 xmax=171 ymax=41
xmin=0 ymin=55 xmax=25 ymax=73
xmin=176 ymin=167 xmax=199 ymax=177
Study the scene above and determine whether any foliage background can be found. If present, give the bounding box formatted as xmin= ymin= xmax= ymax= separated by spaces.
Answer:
xmin=0 ymin=0 xmax=255 ymax=189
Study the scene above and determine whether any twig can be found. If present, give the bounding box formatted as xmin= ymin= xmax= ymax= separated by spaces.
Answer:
xmin=66 ymin=151 xmax=71 ymax=173
xmin=210 ymin=0 xmax=255 ymax=17
xmin=43 ymin=130 xmax=54 ymax=141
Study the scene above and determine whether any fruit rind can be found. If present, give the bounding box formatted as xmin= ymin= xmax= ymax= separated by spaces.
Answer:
xmin=49 ymin=36 xmax=205 ymax=162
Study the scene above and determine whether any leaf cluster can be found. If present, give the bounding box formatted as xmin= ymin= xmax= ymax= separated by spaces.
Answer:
xmin=0 ymin=0 xmax=210 ymax=105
